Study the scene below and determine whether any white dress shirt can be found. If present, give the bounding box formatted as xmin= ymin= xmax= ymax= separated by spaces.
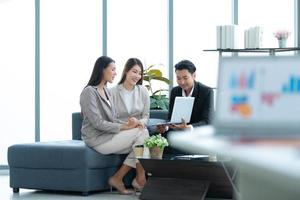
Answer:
xmin=182 ymin=85 xmax=195 ymax=97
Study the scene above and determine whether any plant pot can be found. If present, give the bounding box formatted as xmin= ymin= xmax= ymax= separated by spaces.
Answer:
xmin=149 ymin=147 xmax=164 ymax=159
xmin=278 ymin=38 xmax=287 ymax=48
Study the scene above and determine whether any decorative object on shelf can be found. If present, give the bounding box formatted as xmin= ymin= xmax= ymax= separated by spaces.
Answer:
xmin=278 ymin=38 xmax=287 ymax=48
xmin=274 ymin=29 xmax=290 ymax=48
xmin=244 ymin=26 xmax=263 ymax=49
xmin=204 ymin=48 xmax=300 ymax=56
xmin=144 ymin=134 xmax=169 ymax=159
xmin=143 ymin=64 xmax=171 ymax=110
xmin=217 ymin=25 xmax=238 ymax=49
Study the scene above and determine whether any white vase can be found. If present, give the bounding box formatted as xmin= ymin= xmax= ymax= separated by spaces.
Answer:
xmin=278 ymin=38 xmax=287 ymax=48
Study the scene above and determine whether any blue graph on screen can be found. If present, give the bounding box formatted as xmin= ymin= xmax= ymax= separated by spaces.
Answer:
xmin=282 ymin=75 xmax=300 ymax=94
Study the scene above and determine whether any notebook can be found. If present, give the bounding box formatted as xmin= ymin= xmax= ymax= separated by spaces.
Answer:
xmin=211 ymin=56 xmax=300 ymax=139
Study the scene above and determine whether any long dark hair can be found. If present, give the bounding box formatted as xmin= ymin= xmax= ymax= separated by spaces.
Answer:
xmin=118 ymin=58 xmax=143 ymax=85
xmin=86 ymin=56 xmax=115 ymax=87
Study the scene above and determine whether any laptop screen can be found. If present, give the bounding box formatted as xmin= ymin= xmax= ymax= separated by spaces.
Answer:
xmin=170 ymin=97 xmax=195 ymax=124
xmin=214 ymin=56 xmax=300 ymax=133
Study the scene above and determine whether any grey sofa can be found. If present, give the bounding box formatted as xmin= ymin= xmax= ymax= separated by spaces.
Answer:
xmin=7 ymin=110 xmax=168 ymax=195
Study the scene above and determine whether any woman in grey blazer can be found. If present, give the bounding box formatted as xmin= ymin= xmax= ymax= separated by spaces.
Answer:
xmin=110 ymin=58 xmax=150 ymax=191
xmin=80 ymin=56 xmax=149 ymax=195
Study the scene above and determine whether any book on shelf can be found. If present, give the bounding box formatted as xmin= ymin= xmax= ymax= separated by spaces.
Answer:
xmin=244 ymin=26 xmax=263 ymax=48
xmin=216 ymin=25 xmax=242 ymax=49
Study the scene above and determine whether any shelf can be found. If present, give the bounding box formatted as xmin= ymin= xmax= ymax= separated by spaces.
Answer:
xmin=204 ymin=47 xmax=300 ymax=54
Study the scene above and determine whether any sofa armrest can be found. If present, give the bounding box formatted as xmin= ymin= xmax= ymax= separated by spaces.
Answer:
xmin=72 ymin=112 xmax=83 ymax=140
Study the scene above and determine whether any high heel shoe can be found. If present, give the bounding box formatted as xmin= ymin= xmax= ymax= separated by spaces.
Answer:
xmin=132 ymin=178 xmax=144 ymax=192
xmin=108 ymin=177 xmax=132 ymax=195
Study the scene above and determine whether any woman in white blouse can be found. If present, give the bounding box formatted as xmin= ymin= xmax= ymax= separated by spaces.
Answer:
xmin=110 ymin=58 xmax=150 ymax=191
xmin=80 ymin=56 xmax=149 ymax=195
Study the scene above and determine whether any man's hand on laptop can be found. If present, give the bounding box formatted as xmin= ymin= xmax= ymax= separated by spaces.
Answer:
xmin=156 ymin=124 xmax=169 ymax=134
xmin=156 ymin=119 xmax=193 ymax=133
xmin=169 ymin=118 xmax=192 ymax=130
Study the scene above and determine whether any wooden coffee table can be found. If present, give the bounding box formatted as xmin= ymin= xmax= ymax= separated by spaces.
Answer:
xmin=139 ymin=156 xmax=236 ymax=200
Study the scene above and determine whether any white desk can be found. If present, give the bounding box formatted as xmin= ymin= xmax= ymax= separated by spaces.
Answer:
xmin=169 ymin=126 xmax=300 ymax=200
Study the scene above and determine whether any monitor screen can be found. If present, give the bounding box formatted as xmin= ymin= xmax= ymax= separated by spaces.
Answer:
xmin=215 ymin=56 xmax=300 ymax=131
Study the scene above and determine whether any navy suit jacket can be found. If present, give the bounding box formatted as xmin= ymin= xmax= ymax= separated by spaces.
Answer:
xmin=168 ymin=81 xmax=214 ymax=127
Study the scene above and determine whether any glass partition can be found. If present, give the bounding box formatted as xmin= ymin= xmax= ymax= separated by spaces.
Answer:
xmin=174 ymin=0 xmax=232 ymax=88
xmin=239 ymin=0 xmax=294 ymax=48
xmin=0 ymin=0 xmax=35 ymax=165
xmin=107 ymin=0 xmax=168 ymax=93
xmin=40 ymin=0 xmax=102 ymax=141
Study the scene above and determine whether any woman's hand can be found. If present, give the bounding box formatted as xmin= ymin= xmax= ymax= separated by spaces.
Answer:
xmin=129 ymin=117 xmax=145 ymax=129
xmin=136 ymin=121 xmax=145 ymax=129
xmin=120 ymin=117 xmax=141 ymax=130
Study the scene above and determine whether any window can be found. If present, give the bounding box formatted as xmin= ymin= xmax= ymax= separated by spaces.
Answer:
xmin=239 ymin=0 xmax=294 ymax=48
xmin=107 ymin=0 xmax=168 ymax=92
xmin=174 ymin=0 xmax=232 ymax=88
xmin=0 ymin=0 xmax=35 ymax=165
xmin=40 ymin=0 xmax=102 ymax=141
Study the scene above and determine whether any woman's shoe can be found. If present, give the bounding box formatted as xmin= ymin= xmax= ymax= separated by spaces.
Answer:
xmin=132 ymin=178 xmax=144 ymax=192
xmin=108 ymin=177 xmax=132 ymax=195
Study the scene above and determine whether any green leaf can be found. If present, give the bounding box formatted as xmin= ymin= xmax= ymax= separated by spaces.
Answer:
xmin=142 ymin=64 xmax=170 ymax=101
xmin=146 ymin=69 xmax=162 ymax=77
xmin=150 ymin=76 xmax=171 ymax=84
xmin=156 ymin=99 xmax=168 ymax=110
xmin=144 ymin=134 xmax=169 ymax=148
xmin=145 ymin=63 xmax=165 ymax=72
xmin=149 ymin=96 xmax=169 ymax=110
xmin=143 ymin=75 xmax=151 ymax=82
xmin=153 ymin=89 xmax=169 ymax=95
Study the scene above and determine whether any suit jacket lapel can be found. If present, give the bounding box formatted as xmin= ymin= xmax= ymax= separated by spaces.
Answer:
xmin=131 ymin=86 xmax=138 ymax=114
xmin=175 ymin=87 xmax=183 ymax=96
xmin=192 ymin=81 xmax=199 ymax=97
xmin=92 ymin=86 xmax=116 ymax=120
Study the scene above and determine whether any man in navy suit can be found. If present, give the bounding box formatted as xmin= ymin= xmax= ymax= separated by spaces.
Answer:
xmin=157 ymin=60 xmax=214 ymax=154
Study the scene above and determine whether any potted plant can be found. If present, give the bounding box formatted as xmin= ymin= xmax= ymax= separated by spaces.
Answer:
xmin=144 ymin=134 xmax=169 ymax=159
xmin=274 ymin=29 xmax=290 ymax=48
xmin=143 ymin=64 xmax=171 ymax=110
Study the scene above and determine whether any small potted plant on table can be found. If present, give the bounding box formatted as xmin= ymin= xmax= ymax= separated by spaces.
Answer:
xmin=144 ymin=134 xmax=169 ymax=159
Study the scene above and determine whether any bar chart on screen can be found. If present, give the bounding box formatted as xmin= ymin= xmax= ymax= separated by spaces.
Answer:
xmin=218 ymin=56 xmax=300 ymax=123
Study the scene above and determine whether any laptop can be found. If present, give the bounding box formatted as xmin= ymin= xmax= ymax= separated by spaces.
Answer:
xmin=210 ymin=56 xmax=300 ymax=139
xmin=156 ymin=96 xmax=195 ymax=125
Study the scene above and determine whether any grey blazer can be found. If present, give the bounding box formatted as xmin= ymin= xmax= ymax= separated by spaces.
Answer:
xmin=80 ymin=86 xmax=122 ymax=147
xmin=110 ymin=84 xmax=150 ymax=126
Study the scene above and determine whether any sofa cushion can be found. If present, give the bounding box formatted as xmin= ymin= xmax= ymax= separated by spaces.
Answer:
xmin=8 ymin=140 xmax=127 ymax=169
